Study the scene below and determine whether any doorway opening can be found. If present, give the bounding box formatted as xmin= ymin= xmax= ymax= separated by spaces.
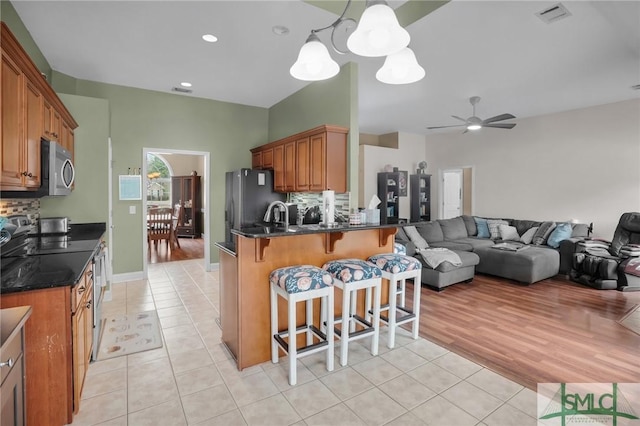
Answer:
xmin=142 ymin=148 xmax=210 ymax=275
xmin=440 ymin=167 xmax=473 ymax=219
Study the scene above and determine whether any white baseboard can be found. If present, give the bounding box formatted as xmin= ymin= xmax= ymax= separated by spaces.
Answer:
xmin=112 ymin=271 xmax=145 ymax=283
xmin=208 ymin=263 xmax=219 ymax=271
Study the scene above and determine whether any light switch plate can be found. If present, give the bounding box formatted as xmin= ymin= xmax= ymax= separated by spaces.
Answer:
xmin=129 ymin=205 xmax=136 ymax=214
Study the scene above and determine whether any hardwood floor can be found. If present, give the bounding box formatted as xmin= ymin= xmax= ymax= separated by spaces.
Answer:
xmin=406 ymin=273 xmax=640 ymax=391
xmin=147 ymin=237 xmax=204 ymax=264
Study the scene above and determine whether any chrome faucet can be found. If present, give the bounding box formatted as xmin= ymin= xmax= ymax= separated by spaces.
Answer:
xmin=263 ymin=201 xmax=289 ymax=229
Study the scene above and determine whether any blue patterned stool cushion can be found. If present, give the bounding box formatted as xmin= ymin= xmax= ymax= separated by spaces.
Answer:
xmin=368 ymin=254 xmax=422 ymax=274
xmin=270 ymin=265 xmax=335 ymax=294
xmin=394 ymin=242 xmax=407 ymax=255
xmin=322 ymin=259 xmax=382 ymax=283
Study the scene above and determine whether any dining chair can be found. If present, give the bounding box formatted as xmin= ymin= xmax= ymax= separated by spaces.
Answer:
xmin=147 ymin=207 xmax=173 ymax=249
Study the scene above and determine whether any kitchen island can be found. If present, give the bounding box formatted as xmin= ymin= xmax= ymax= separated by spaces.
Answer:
xmin=216 ymin=223 xmax=400 ymax=370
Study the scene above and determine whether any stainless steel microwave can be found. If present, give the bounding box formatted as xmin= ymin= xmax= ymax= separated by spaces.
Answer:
xmin=43 ymin=140 xmax=75 ymax=196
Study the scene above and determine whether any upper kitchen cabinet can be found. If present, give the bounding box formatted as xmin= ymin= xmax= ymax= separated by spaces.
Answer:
xmin=250 ymin=125 xmax=348 ymax=193
xmin=0 ymin=22 xmax=78 ymax=192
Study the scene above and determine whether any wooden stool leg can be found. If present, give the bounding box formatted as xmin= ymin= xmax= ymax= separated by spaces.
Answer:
xmin=288 ymin=296 xmax=297 ymax=385
xmin=325 ymin=289 xmax=335 ymax=372
xmin=388 ymin=275 xmax=398 ymax=349
xmin=412 ymin=274 xmax=421 ymax=340
xmin=340 ymin=285 xmax=350 ymax=367
xmin=371 ymin=281 xmax=381 ymax=356
xmin=270 ymin=284 xmax=278 ymax=364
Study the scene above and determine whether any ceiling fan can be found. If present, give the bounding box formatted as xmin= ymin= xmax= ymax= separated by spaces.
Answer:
xmin=427 ymin=96 xmax=517 ymax=132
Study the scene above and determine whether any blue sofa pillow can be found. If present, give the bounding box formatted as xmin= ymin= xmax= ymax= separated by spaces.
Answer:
xmin=547 ymin=222 xmax=573 ymax=248
xmin=474 ymin=217 xmax=490 ymax=238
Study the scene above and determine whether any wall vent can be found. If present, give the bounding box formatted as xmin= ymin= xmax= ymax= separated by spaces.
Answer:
xmin=536 ymin=3 xmax=572 ymax=24
xmin=171 ymin=86 xmax=193 ymax=94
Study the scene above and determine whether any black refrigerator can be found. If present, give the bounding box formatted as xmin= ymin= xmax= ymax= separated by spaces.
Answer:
xmin=224 ymin=169 xmax=285 ymax=245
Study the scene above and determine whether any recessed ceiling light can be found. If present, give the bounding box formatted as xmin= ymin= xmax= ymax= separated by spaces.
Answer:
xmin=272 ymin=25 xmax=289 ymax=36
xmin=180 ymin=82 xmax=192 ymax=88
xmin=202 ymin=34 xmax=218 ymax=43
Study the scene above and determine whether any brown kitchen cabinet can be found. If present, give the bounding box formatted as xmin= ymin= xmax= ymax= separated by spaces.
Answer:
xmin=1 ymin=22 xmax=77 ymax=192
xmin=250 ymin=125 xmax=348 ymax=193
xmin=172 ymin=174 xmax=202 ymax=238
xmin=0 ymin=306 xmax=32 ymax=426
xmin=71 ymin=266 xmax=93 ymax=414
xmin=0 ymin=260 xmax=94 ymax=426
xmin=251 ymin=150 xmax=262 ymax=169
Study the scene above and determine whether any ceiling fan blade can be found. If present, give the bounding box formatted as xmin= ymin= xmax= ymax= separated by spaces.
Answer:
xmin=483 ymin=113 xmax=516 ymax=124
xmin=426 ymin=124 xmax=465 ymax=129
xmin=451 ymin=115 xmax=468 ymax=123
xmin=483 ymin=123 xmax=516 ymax=129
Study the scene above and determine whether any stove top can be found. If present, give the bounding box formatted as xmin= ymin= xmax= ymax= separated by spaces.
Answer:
xmin=2 ymin=234 xmax=100 ymax=258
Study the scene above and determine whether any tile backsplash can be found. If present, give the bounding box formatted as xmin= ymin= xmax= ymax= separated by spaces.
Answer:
xmin=0 ymin=198 xmax=40 ymax=227
xmin=288 ymin=192 xmax=351 ymax=220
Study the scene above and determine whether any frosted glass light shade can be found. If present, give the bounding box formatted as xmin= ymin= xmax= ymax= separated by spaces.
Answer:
xmin=376 ymin=47 xmax=425 ymax=84
xmin=347 ymin=2 xmax=410 ymax=57
xmin=290 ymin=33 xmax=340 ymax=81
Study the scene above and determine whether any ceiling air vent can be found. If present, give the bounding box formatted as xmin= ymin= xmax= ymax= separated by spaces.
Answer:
xmin=171 ymin=86 xmax=192 ymax=94
xmin=536 ymin=3 xmax=572 ymax=24
xmin=632 ymin=84 xmax=640 ymax=91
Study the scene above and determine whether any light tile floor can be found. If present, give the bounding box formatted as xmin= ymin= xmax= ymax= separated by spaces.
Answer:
xmin=68 ymin=259 xmax=539 ymax=426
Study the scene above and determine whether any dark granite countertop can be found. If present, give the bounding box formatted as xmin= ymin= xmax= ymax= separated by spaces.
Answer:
xmin=0 ymin=222 xmax=106 ymax=294
xmin=231 ymin=221 xmax=406 ymax=239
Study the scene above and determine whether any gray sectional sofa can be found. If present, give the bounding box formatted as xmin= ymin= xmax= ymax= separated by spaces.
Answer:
xmin=397 ymin=215 xmax=589 ymax=289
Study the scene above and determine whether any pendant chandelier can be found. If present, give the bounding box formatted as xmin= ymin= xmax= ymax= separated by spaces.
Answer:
xmin=290 ymin=0 xmax=424 ymax=84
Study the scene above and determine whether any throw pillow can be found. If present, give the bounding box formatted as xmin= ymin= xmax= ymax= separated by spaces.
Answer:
xmin=498 ymin=224 xmax=520 ymax=241
xmin=403 ymin=226 xmax=429 ymax=250
xmin=520 ymin=226 xmax=538 ymax=244
xmin=532 ymin=221 xmax=556 ymax=245
xmin=474 ymin=217 xmax=490 ymax=239
xmin=461 ymin=215 xmax=477 ymax=236
xmin=547 ymin=222 xmax=573 ymax=248
xmin=487 ymin=219 xmax=509 ymax=240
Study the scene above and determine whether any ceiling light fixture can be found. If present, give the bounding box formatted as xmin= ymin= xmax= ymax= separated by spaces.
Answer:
xmin=290 ymin=0 xmax=423 ymax=85
xmin=180 ymin=82 xmax=192 ymax=88
xmin=202 ymin=34 xmax=218 ymax=43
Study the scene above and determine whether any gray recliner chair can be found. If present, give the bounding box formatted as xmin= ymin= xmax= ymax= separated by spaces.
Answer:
xmin=570 ymin=212 xmax=640 ymax=291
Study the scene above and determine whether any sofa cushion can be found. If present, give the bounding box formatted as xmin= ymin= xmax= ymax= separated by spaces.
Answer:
xmin=520 ymin=226 xmax=538 ymax=244
xmin=499 ymin=224 xmax=520 ymax=241
xmin=487 ymin=219 xmax=509 ymax=240
xmin=532 ymin=221 xmax=556 ymax=245
xmin=428 ymin=241 xmax=474 ymax=252
xmin=512 ymin=219 xmax=542 ymax=237
xmin=396 ymin=226 xmax=409 ymax=242
xmin=404 ymin=225 xmax=429 ymax=250
xmin=418 ymin=221 xmax=444 ymax=243
xmin=454 ymin=237 xmax=497 ymax=250
xmin=461 ymin=215 xmax=477 ymax=236
xmin=547 ymin=222 xmax=573 ymax=248
xmin=439 ymin=217 xmax=469 ymax=240
xmin=474 ymin=217 xmax=490 ymax=238
xmin=571 ymin=223 xmax=590 ymax=238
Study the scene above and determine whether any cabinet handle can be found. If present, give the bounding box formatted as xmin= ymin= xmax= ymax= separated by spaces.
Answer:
xmin=86 ymin=300 xmax=92 ymax=310
xmin=0 ymin=358 xmax=14 ymax=368
xmin=78 ymin=286 xmax=86 ymax=294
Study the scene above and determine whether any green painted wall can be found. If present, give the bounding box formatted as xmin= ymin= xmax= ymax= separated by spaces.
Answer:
xmin=52 ymin=79 xmax=269 ymax=273
xmin=268 ymin=62 xmax=359 ymax=204
xmin=1 ymin=1 xmax=52 ymax=81
xmin=40 ymin=94 xmax=110 ymax=238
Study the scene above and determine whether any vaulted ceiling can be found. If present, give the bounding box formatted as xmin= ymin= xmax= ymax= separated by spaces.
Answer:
xmin=11 ymin=1 xmax=640 ymax=135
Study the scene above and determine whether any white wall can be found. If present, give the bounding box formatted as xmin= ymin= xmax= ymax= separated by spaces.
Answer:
xmin=360 ymin=133 xmax=427 ymax=217
xmin=423 ymin=99 xmax=640 ymax=238
xmin=165 ymin=154 xmax=203 ymax=176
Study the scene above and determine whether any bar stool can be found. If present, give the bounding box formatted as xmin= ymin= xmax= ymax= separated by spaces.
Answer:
xmin=322 ymin=259 xmax=382 ymax=366
xmin=367 ymin=253 xmax=422 ymax=349
xmin=270 ymin=265 xmax=335 ymax=386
